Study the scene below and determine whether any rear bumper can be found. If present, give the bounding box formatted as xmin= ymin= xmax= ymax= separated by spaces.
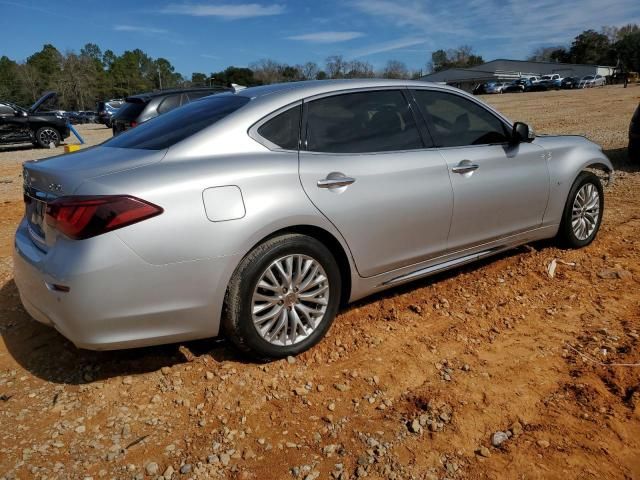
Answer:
xmin=13 ymin=218 xmax=238 ymax=350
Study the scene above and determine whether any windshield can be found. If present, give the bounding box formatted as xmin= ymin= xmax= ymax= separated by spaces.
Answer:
xmin=104 ymin=94 xmax=250 ymax=150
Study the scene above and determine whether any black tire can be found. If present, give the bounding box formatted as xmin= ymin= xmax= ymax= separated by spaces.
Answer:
xmin=558 ymin=171 xmax=604 ymax=248
xmin=222 ymin=234 xmax=342 ymax=359
xmin=34 ymin=126 xmax=61 ymax=148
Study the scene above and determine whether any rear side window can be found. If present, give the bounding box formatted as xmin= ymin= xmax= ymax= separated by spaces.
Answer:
xmin=257 ymin=105 xmax=301 ymax=150
xmin=412 ymin=90 xmax=510 ymax=147
xmin=305 ymin=90 xmax=424 ymax=153
xmin=115 ymin=101 xmax=146 ymax=121
xmin=186 ymin=91 xmax=214 ymax=102
xmin=157 ymin=94 xmax=182 ymax=114
xmin=104 ymin=95 xmax=250 ymax=150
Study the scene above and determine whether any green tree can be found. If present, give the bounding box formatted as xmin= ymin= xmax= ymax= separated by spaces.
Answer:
xmin=569 ymin=30 xmax=613 ymax=64
xmin=615 ymin=31 xmax=640 ymax=72
xmin=210 ymin=67 xmax=259 ymax=86
xmin=429 ymin=46 xmax=483 ymax=72
xmin=191 ymin=72 xmax=208 ymax=85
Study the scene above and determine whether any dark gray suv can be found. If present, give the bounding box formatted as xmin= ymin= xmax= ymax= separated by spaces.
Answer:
xmin=111 ymin=87 xmax=229 ymax=136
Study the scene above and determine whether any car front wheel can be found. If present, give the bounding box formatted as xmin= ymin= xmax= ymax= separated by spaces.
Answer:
xmin=558 ymin=171 xmax=604 ymax=248
xmin=34 ymin=127 xmax=61 ymax=148
xmin=223 ymin=234 xmax=341 ymax=359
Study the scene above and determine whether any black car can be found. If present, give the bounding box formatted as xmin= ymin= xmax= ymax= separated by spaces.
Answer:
xmin=111 ymin=87 xmax=229 ymax=136
xmin=525 ymin=82 xmax=548 ymax=92
xmin=0 ymin=92 xmax=70 ymax=148
xmin=472 ymin=83 xmax=488 ymax=95
xmin=560 ymin=77 xmax=579 ymax=89
xmin=503 ymin=79 xmax=527 ymax=93
xmin=97 ymin=100 xmax=124 ymax=128
xmin=630 ymin=102 xmax=640 ymax=162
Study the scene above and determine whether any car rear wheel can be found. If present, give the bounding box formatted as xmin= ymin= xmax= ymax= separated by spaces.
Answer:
xmin=558 ymin=171 xmax=604 ymax=248
xmin=222 ymin=234 xmax=341 ymax=359
xmin=34 ymin=127 xmax=61 ymax=148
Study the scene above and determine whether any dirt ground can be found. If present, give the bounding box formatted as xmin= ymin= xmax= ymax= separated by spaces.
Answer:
xmin=1 ymin=87 xmax=639 ymax=480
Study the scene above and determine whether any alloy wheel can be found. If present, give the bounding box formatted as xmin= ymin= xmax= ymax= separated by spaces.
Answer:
xmin=571 ymin=183 xmax=600 ymax=240
xmin=251 ymin=254 xmax=329 ymax=346
xmin=38 ymin=128 xmax=59 ymax=146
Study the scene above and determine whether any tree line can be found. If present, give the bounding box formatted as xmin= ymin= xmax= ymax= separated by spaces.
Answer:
xmin=0 ymin=23 xmax=638 ymax=110
xmin=526 ymin=24 xmax=640 ymax=70
xmin=0 ymin=45 xmax=423 ymax=111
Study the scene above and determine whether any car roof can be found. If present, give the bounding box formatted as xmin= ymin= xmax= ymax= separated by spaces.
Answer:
xmin=235 ymin=79 xmax=457 ymax=101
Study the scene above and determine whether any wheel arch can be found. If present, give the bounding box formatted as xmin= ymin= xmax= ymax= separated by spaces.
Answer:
xmin=242 ymin=224 xmax=353 ymax=307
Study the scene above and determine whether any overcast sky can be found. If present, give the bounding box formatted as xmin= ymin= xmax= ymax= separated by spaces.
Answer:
xmin=1 ymin=0 xmax=639 ymax=74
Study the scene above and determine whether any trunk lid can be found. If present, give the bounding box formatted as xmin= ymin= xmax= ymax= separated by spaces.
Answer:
xmin=22 ymin=146 xmax=166 ymax=250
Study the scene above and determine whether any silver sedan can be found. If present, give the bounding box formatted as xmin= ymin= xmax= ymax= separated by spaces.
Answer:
xmin=14 ymin=79 xmax=613 ymax=358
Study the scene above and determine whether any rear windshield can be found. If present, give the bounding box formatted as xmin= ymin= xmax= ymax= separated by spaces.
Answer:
xmin=114 ymin=101 xmax=146 ymax=121
xmin=103 ymin=94 xmax=250 ymax=150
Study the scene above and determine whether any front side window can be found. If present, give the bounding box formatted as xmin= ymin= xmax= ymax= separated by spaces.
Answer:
xmin=412 ymin=90 xmax=510 ymax=147
xmin=104 ymin=94 xmax=249 ymax=150
xmin=306 ymin=90 xmax=424 ymax=153
xmin=257 ymin=105 xmax=301 ymax=150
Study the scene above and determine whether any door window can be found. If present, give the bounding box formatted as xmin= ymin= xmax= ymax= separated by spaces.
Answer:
xmin=257 ymin=105 xmax=301 ymax=150
xmin=305 ymin=90 xmax=424 ymax=153
xmin=412 ymin=90 xmax=510 ymax=147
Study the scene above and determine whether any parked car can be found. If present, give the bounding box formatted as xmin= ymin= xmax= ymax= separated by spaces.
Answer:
xmin=0 ymin=92 xmax=70 ymax=148
xmin=14 ymin=79 xmax=613 ymax=358
xmin=80 ymin=111 xmax=98 ymax=123
xmin=503 ymin=80 xmax=527 ymax=93
xmin=111 ymin=87 xmax=228 ymax=136
xmin=630 ymin=101 xmax=640 ymax=161
xmin=579 ymin=75 xmax=606 ymax=88
xmin=485 ymin=82 xmax=508 ymax=94
xmin=472 ymin=83 xmax=488 ymax=95
xmin=525 ymin=81 xmax=548 ymax=92
xmin=539 ymin=74 xmax=563 ymax=89
xmin=560 ymin=77 xmax=579 ymax=89
xmin=97 ymin=100 xmax=123 ymax=127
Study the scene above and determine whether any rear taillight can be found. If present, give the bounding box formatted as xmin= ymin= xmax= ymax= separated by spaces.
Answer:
xmin=130 ymin=121 xmax=137 ymax=128
xmin=46 ymin=195 xmax=163 ymax=240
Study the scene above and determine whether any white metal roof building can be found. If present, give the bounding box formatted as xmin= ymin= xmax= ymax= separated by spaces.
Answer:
xmin=421 ymin=59 xmax=617 ymax=91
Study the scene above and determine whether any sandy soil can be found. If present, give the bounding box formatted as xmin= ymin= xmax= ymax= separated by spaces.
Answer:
xmin=0 ymin=87 xmax=639 ymax=480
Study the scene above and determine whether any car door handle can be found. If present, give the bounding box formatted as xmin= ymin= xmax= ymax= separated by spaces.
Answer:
xmin=317 ymin=176 xmax=356 ymax=188
xmin=451 ymin=163 xmax=479 ymax=174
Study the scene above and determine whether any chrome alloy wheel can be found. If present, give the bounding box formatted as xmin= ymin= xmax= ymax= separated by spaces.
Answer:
xmin=38 ymin=128 xmax=59 ymax=146
xmin=251 ymin=254 xmax=329 ymax=346
xmin=571 ymin=183 xmax=600 ymax=240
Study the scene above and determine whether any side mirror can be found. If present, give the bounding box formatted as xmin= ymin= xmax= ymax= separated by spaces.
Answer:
xmin=511 ymin=122 xmax=534 ymax=143
xmin=15 ymin=110 xmax=27 ymax=117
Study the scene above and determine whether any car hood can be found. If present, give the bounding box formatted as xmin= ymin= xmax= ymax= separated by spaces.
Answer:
xmin=28 ymin=91 xmax=57 ymax=113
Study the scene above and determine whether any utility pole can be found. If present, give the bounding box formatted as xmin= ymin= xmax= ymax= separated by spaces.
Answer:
xmin=158 ymin=67 xmax=162 ymax=90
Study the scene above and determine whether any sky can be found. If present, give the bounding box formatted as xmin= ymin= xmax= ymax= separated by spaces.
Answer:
xmin=1 ymin=0 xmax=639 ymax=76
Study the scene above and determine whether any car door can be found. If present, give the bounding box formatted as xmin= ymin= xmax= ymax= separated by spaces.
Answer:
xmin=0 ymin=103 xmax=14 ymax=135
xmin=298 ymin=89 xmax=454 ymax=278
xmin=411 ymin=89 xmax=549 ymax=252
